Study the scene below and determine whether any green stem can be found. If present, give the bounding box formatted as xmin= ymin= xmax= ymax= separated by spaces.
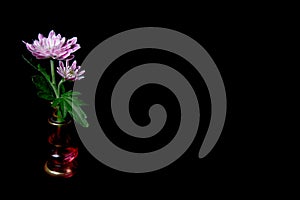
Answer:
xmin=55 ymin=106 xmax=63 ymax=123
xmin=57 ymin=79 xmax=65 ymax=97
xmin=52 ymin=84 xmax=59 ymax=98
xmin=50 ymin=59 xmax=56 ymax=86
xmin=49 ymin=60 xmax=59 ymax=98
xmin=49 ymin=59 xmax=60 ymax=98
xmin=50 ymin=59 xmax=63 ymax=122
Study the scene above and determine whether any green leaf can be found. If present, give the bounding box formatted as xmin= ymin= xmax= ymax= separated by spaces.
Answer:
xmin=61 ymin=90 xmax=73 ymax=97
xmin=52 ymin=98 xmax=68 ymax=120
xmin=71 ymin=91 xmax=81 ymax=96
xmin=37 ymin=91 xmax=55 ymax=100
xmin=60 ymin=83 xmax=66 ymax=94
xmin=51 ymin=90 xmax=89 ymax=127
xmin=60 ymin=99 xmax=68 ymax=119
xmin=61 ymin=90 xmax=88 ymax=106
xmin=54 ymin=93 xmax=88 ymax=127
xmin=72 ymin=96 xmax=88 ymax=106
xmin=52 ymin=98 xmax=62 ymax=107
xmin=32 ymin=75 xmax=55 ymax=101
xmin=37 ymin=64 xmax=51 ymax=83
xmin=65 ymin=96 xmax=89 ymax=128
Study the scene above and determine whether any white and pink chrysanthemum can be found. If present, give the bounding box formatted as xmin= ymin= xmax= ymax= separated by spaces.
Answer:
xmin=57 ymin=60 xmax=85 ymax=81
xmin=23 ymin=30 xmax=80 ymax=60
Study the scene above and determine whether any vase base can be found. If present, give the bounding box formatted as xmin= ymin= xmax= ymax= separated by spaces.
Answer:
xmin=44 ymin=161 xmax=76 ymax=178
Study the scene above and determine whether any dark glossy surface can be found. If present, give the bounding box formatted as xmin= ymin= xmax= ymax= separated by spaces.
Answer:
xmin=7 ymin=6 xmax=291 ymax=198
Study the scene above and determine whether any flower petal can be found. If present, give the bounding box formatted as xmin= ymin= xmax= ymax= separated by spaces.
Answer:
xmin=48 ymin=30 xmax=55 ymax=38
xmin=38 ymin=33 xmax=44 ymax=41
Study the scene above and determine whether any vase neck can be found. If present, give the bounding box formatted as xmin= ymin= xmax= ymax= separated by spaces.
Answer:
xmin=48 ymin=116 xmax=71 ymax=126
xmin=49 ymin=107 xmax=71 ymax=125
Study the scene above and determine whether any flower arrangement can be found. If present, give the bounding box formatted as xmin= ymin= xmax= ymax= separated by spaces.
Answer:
xmin=22 ymin=30 xmax=89 ymax=127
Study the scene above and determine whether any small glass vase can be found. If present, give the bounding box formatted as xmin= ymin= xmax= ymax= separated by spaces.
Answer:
xmin=44 ymin=110 xmax=78 ymax=178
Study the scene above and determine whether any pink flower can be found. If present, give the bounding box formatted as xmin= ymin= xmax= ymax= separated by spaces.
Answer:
xmin=23 ymin=30 xmax=80 ymax=60
xmin=57 ymin=60 xmax=85 ymax=81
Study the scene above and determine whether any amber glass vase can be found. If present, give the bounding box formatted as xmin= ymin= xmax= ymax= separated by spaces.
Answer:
xmin=44 ymin=110 xmax=78 ymax=178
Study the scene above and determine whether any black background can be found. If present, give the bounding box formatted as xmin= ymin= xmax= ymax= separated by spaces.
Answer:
xmin=7 ymin=2 xmax=296 ymax=198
